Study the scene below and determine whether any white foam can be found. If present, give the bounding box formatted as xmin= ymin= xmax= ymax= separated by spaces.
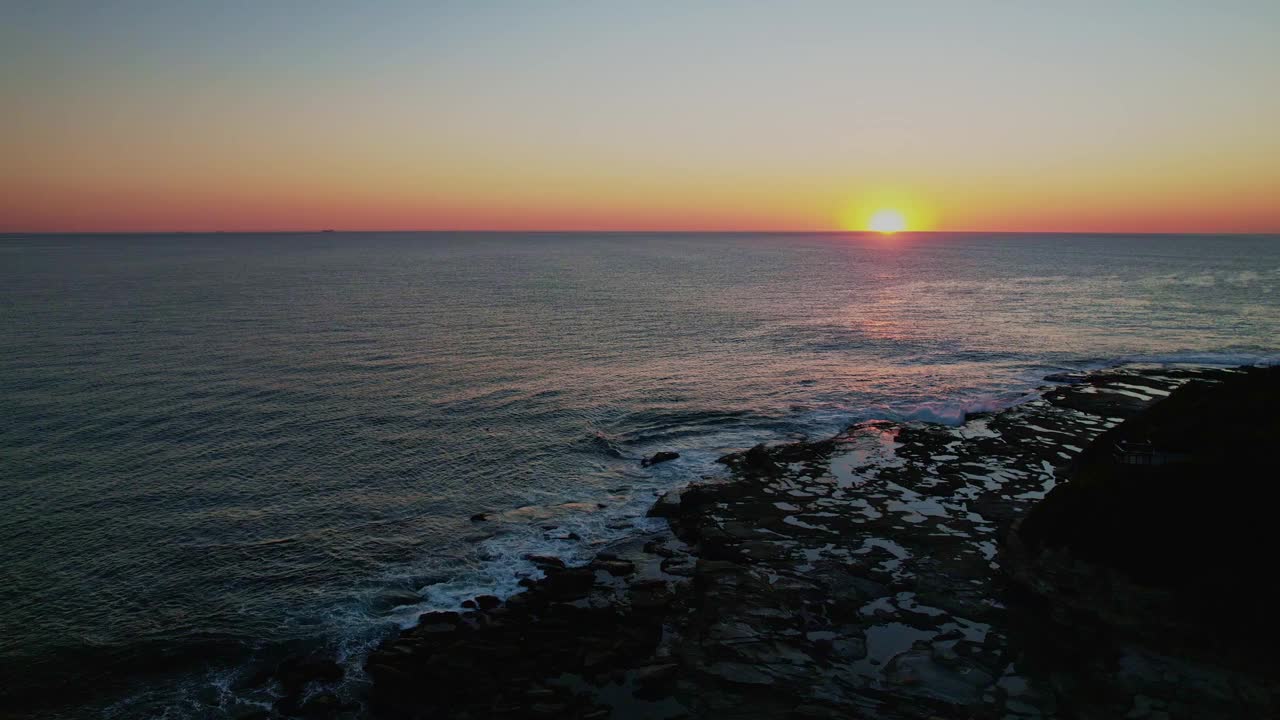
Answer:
xmin=893 ymin=396 xmax=1018 ymax=427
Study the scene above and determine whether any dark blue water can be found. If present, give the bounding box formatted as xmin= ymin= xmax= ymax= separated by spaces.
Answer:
xmin=2 ymin=232 xmax=1277 ymax=716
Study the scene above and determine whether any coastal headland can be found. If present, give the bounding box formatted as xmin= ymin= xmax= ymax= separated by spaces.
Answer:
xmin=254 ymin=366 xmax=1278 ymax=719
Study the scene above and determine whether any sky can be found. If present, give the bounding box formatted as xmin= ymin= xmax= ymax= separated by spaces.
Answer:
xmin=2 ymin=1 xmax=1278 ymax=233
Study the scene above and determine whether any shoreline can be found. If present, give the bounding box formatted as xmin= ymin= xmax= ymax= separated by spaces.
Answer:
xmin=9 ymin=363 xmax=1276 ymax=719
xmin=344 ymin=363 xmax=1278 ymax=719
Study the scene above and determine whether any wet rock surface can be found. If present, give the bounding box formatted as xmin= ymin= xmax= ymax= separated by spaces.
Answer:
xmin=1004 ymin=365 xmax=1280 ymax=656
xmin=642 ymin=451 xmax=682 ymax=467
xmin=364 ymin=366 xmax=1278 ymax=719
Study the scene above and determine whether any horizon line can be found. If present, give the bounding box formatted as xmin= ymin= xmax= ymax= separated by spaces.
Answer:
xmin=4 ymin=228 xmax=1279 ymax=237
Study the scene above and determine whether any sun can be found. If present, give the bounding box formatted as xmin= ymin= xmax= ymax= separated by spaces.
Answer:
xmin=837 ymin=192 xmax=934 ymax=232
xmin=868 ymin=209 xmax=907 ymax=234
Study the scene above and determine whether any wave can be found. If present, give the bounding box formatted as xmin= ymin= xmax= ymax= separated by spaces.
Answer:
xmin=884 ymin=394 xmax=1035 ymax=427
xmin=581 ymin=430 xmax=625 ymax=458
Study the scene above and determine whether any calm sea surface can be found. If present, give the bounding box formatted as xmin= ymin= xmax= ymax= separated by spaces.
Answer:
xmin=2 ymin=232 xmax=1278 ymax=715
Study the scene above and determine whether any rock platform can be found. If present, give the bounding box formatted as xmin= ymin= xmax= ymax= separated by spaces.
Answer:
xmin=361 ymin=366 xmax=1278 ymax=719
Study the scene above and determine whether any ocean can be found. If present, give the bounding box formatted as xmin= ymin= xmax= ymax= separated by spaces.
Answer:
xmin=2 ymin=231 xmax=1277 ymax=716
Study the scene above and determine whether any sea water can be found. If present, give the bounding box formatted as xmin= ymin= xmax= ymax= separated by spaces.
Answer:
xmin=2 ymin=231 xmax=1277 ymax=715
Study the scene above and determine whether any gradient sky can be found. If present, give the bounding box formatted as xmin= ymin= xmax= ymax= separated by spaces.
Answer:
xmin=3 ymin=1 xmax=1278 ymax=233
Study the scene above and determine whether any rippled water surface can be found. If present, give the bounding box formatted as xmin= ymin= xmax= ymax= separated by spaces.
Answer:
xmin=1 ymin=231 xmax=1277 ymax=714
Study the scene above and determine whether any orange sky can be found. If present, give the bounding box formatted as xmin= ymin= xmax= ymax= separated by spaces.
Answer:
xmin=3 ymin=3 xmax=1278 ymax=233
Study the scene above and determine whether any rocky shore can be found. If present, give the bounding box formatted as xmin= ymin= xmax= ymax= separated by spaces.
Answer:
xmin=265 ymin=366 xmax=1279 ymax=719
xmin=1002 ymin=365 xmax=1280 ymax=657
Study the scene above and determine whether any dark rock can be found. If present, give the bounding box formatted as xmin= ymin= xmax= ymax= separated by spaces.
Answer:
xmin=475 ymin=594 xmax=502 ymax=610
xmin=591 ymin=559 xmax=636 ymax=576
xmin=788 ymin=705 xmax=852 ymax=719
xmin=644 ymin=539 xmax=678 ymax=557
xmin=582 ymin=648 xmax=614 ymax=669
xmin=704 ymin=661 xmax=774 ymax=686
xmin=262 ymin=656 xmax=346 ymax=718
xmin=642 ymin=451 xmax=681 ymax=467
xmin=241 ymin=665 xmax=276 ymax=689
xmin=416 ymin=610 xmax=461 ymax=625
xmin=632 ymin=663 xmax=680 ymax=699
xmin=715 ymin=443 xmax=784 ymax=475
xmin=470 ymin=512 xmax=490 ymax=522
xmin=629 ymin=579 xmax=673 ymax=611
xmin=524 ymin=686 xmax=557 ymax=700
xmin=366 ymin=662 xmax=410 ymax=684
xmin=414 ymin=610 xmax=463 ymax=634
xmin=524 ymin=554 xmax=566 ymax=571
xmin=541 ymin=567 xmax=596 ymax=600
xmin=660 ymin=556 xmax=695 ymax=577
xmin=741 ymin=443 xmax=780 ymax=475
xmin=1008 ymin=366 xmax=1280 ymax=648
xmin=634 ymin=662 xmax=679 ymax=687
xmin=275 ymin=656 xmax=344 ymax=694
xmin=647 ymin=489 xmax=684 ymax=518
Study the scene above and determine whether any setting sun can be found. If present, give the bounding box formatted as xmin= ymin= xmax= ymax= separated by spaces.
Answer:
xmin=839 ymin=192 xmax=935 ymax=234
xmin=868 ymin=209 xmax=907 ymax=234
